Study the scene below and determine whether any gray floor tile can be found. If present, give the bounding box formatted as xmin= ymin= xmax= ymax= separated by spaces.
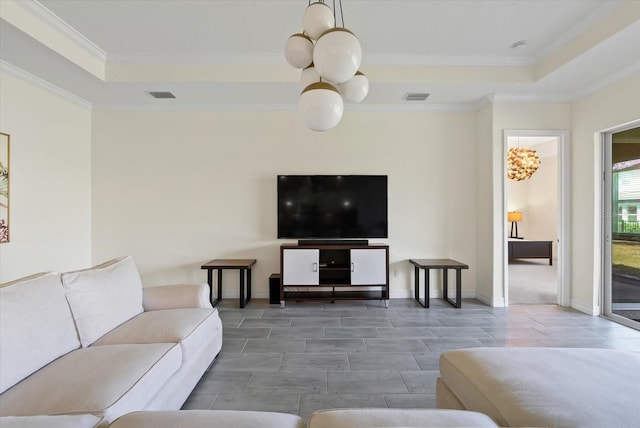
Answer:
xmin=220 ymin=338 xmax=247 ymax=353
xmin=240 ymin=318 xmax=293 ymax=327
xmin=365 ymin=338 xmax=428 ymax=352
xmin=269 ymin=327 xmax=325 ymax=338
xmin=306 ymin=338 xmax=367 ymax=353
xmin=328 ymin=371 xmax=408 ymax=394
xmin=389 ymin=318 xmax=443 ymax=327
xmin=223 ymin=327 xmax=270 ymax=339
xmin=325 ymin=327 xmax=380 ymax=338
xmin=213 ymin=352 xmax=282 ymax=371
xmin=192 ymin=371 xmax=251 ymax=394
xmin=281 ymin=353 xmax=349 ymax=371
xmin=422 ymin=339 xmax=486 ymax=353
xmin=247 ymin=371 xmax=327 ymax=393
xmin=191 ymin=298 xmax=639 ymax=419
xmin=377 ymin=327 xmax=438 ymax=338
xmin=341 ymin=317 xmax=394 ymax=327
xmin=291 ymin=317 xmax=342 ymax=327
xmin=384 ymin=393 xmax=437 ymax=409
xmin=411 ymin=353 xmax=441 ymax=370
xmin=299 ymin=394 xmax=386 ymax=421
xmin=429 ymin=327 xmax=495 ymax=339
xmin=348 ymin=352 xmax=420 ymax=371
xmin=180 ymin=393 xmax=216 ymax=410
xmin=243 ymin=337 xmax=306 ymax=353
xmin=211 ymin=392 xmax=300 ymax=415
xmin=400 ymin=370 xmax=440 ymax=393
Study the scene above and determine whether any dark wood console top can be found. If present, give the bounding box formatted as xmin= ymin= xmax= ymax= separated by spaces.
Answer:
xmin=201 ymin=259 xmax=257 ymax=269
xmin=410 ymin=259 xmax=469 ymax=269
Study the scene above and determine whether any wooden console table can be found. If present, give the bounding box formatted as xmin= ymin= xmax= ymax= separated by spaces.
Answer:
xmin=409 ymin=259 xmax=468 ymax=308
xmin=200 ymin=259 xmax=256 ymax=308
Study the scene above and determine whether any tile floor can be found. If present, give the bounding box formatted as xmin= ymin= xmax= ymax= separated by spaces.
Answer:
xmin=182 ymin=298 xmax=640 ymax=420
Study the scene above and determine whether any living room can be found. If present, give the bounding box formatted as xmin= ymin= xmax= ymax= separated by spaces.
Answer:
xmin=1 ymin=1 xmax=640 ymax=426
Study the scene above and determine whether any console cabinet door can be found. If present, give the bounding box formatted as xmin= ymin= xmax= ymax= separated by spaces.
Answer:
xmin=350 ymin=249 xmax=387 ymax=285
xmin=282 ymin=249 xmax=319 ymax=285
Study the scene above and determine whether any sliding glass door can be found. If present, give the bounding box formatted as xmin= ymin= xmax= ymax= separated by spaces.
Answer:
xmin=604 ymin=126 xmax=640 ymax=329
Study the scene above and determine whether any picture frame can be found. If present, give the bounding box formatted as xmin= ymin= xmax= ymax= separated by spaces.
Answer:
xmin=0 ymin=132 xmax=9 ymax=243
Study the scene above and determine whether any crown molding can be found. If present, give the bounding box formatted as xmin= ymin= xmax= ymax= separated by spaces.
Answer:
xmin=18 ymin=0 xmax=107 ymax=63
xmin=1 ymin=60 xmax=92 ymax=109
xmin=570 ymin=61 xmax=640 ymax=102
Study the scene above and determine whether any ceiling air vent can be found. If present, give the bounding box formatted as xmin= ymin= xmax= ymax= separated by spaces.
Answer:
xmin=404 ymin=93 xmax=430 ymax=101
xmin=148 ymin=91 xmax=176 ymax=99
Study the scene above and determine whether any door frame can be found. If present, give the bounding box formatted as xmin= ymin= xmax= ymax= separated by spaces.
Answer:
xmin=502 ymin=129 xmax=571 ymax=307
xmin=601 ymin=120 xmax=640 ymax=329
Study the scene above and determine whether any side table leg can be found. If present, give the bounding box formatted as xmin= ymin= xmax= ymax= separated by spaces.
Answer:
xmin=425 ymin=268 xmax=430 ymax=308
xmin=414 ymin=266 xmax=419 ymax=301
xmin=442 ymin=269 xmax=448 ymax=301
xmin=247 ymin=268 xmax=252 ymax=304
xmin=240 ymin=269 xmax=246 ymax=309
xmin=455 ymin=268 xmax=462 ymax=308
xmin=207 ymin=269 xmax=213 ymax=305
xmin=216 ymin=269 xmax=222 ymax=307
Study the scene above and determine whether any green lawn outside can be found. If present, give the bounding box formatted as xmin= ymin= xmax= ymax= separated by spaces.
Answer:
xmin=612 ymin=240 xmax=640 ymax=277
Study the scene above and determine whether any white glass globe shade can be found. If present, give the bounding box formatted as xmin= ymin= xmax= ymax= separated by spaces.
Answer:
xmin=284 ymin=33 xmax=314 ymax=69
xmin=300 ymin=64 xmax=321 ymax=90
xmin=303 ymin=2 xmax=335 ymax=40
xmin=313 ymin=28 xmax=362 ymax=84
xmin=299 ymin=82 xmax=344 ymax=132
xmin=338 ymin=71 xmax=369 ymax=102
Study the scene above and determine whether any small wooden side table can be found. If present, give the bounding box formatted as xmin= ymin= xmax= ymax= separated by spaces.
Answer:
xmin=200 ymin=259 xmax=257 ymax=308
xmin=409 ymin=259 xmax=468 ymax=308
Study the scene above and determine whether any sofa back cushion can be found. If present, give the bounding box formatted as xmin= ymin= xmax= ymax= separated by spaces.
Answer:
xmin=0 ymin=272 xmax=81 ymax=394
xmin=61 ymin=256 xmax=144 ymax=347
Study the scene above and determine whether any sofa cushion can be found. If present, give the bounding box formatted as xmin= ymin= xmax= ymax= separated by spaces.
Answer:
xmin=109 ymin=410 xmax=305 ymax=428
xmin=0 ymin=415 xmax=102 ymax=428
xmin=0 ymin=343 xmax=181 ymax=424
xmin=307 ymin=408 xmax=499 ymax=428
xmin=0 ymin=272 xmax=80 ymax=394
xmin=92 ymin=308 xmax=221 ymax=361
xmin=439 ymin=347 xmax=640 ymax=428
xmin=62 ymin=256 xmax=144 ymax=347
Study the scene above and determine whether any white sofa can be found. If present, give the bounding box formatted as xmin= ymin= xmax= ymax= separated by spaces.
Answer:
xmin=0 ymin=256 xmax=223 ymax=428
xmin=437 ymin=347 xmax=640 ymax=428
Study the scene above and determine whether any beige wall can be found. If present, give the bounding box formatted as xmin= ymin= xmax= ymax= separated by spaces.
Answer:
xmin=571 ymin=72 xmax=640 ymax=314
xmin=91 ymin=109 xmax=478 ymax=298
xmin=0 ymin=71 xmax=92 ymax=282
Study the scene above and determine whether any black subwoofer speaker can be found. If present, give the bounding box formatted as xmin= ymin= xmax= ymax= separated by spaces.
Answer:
xmin=269 ymin=274 xmax=281 ymax=304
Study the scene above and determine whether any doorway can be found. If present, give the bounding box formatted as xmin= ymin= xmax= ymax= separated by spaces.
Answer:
xmin=503 ymin=130 xmax=571 ymax=307
xmin=603 ymin=124 xmax=640 ymax=329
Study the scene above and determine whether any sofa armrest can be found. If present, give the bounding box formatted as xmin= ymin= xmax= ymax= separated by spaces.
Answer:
xmin=142 ymin=284 xmax=212 ymax=310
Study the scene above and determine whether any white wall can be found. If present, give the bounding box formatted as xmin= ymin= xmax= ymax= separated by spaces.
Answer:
xmin=91 ymin=109 xmax=478 ymax=298
xmin=571 ymin=72 xmax=640 ymax=314
xmin=0 ymin=71 xmax=92 ymax=282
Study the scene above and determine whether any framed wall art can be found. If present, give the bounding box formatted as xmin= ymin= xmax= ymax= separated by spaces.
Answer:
xmin=0 ymin=132 xmax=9 ymax=243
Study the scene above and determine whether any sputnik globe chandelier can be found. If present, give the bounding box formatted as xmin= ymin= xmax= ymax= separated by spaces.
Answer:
xmin=284 ymin=1 xmax=369 ymax=131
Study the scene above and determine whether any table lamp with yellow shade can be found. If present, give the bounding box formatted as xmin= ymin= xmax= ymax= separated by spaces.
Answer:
xmin=508 ymin=211 xmax=523 ymax=239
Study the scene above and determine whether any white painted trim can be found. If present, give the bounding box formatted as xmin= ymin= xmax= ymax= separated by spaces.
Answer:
xmin=571 ymin=299 xmax=600 ymax=316
xmin=18 ymin=0 xmax=107 ymax=62
xmin=571 ymin=62 xmax=640 ymax=102
xmin=0 ymin=60 xmax=92 ymax=109
xmin=533 ymin=0 xmax=624 ymax=63
xmin=502 ymin=130 xmax=571 ymax=308
xmin=91 ymin=102 xmax=477 ymax=112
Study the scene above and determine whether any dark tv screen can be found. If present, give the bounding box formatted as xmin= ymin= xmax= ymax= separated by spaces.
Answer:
xmin=277 ymin=175 xmax=388 ymax=239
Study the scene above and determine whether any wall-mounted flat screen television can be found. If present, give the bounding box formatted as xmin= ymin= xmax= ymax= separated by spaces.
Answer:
xmin=277 ymin=175 xmax=388 ymax=239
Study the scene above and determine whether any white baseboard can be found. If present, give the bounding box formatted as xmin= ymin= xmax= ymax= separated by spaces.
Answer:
xmin=571 ymin=299 xmax=600 ymax=316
